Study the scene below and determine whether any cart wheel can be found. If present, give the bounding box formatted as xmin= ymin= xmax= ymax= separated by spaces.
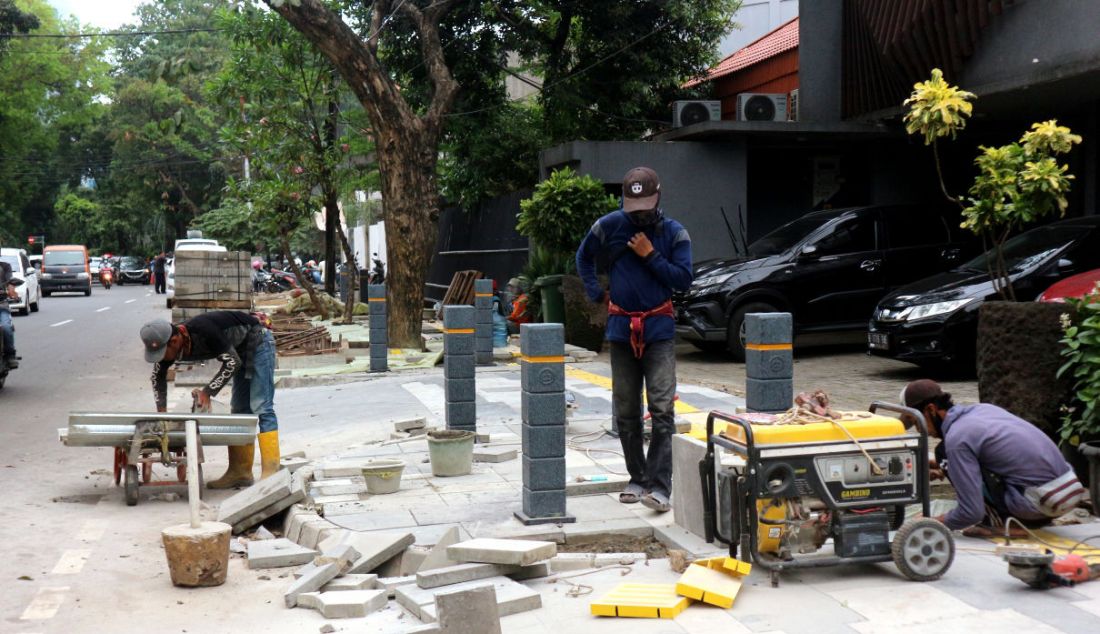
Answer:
xmin=892 ymin=518 xmax=954 ymax=581
xmin=124 ymin=465 xmax=139 ymax=506
xmin=142 ymin=461 xmax=153 ymax=484
xmin=113 ymin=448 xmax=124 ymax=486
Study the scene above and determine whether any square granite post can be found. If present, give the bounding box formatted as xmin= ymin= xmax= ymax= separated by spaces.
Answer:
xmin=443 ymin=305 xmax=477 ymax=432
xmin=368 ymin=284 xmax=388 ymax=373
xmin=516 ymin=323 xmax=575 ymax=525
xmin=474 ymin=278 xmax=494 ymax=366
xmin=744 ymin=312 xmax=793 ymax=413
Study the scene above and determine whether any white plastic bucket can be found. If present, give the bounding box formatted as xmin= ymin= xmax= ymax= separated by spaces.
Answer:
xmin=360 ymin=458 xmax=406 ymax=494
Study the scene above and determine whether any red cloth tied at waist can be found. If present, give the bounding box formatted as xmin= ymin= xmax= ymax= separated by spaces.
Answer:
xmin=608 ymin=299 xmax=675 ymax=359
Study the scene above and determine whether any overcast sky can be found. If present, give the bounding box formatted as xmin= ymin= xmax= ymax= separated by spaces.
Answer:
xmin=50 ymin=0 xmax=144 ymax=29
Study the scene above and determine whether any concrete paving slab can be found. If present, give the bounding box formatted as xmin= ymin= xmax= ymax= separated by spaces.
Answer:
xmin=409 ymin=523 xmax=471 ymax=547
xmin=409 ymin=577 xmax=543 ymax=623
xmin=563 ymin=518 xmax=653 ymax=543
xmin=850 ymin=608 xmax=1062 ymax=634
xmin=447 ymin=538 xmax=556 ymax=566
xmin=320 ymin=574 xmax=378 ymax=592
xmin=298 ymin=589 xmax=388 ymax=618
xmin=473 ymin=446 xmax=518 ymax=463
xmin=228 ymin=472 xmax=308 ymax=534
xmin=327 ymin=510 xmax=418 ymax=531
xmin=284 ymin=509 xmax=321 ymax=543
xmin=418 ymin=525 xmax=461 ymax=572
xmin=246 ymin=538 xmax=318 ymax=569
xmin=566 ymin=494 xmax=639 ymax=520
xmin=378 ymin=575 xmax=417 ymax=597
xmin=284 ymin=562 xmax=340 ymax=608
xmin=652 ymin=524 xmax=728 ymax=559
xmin=217 ymin=469 xmax=294 ymax=526
xmin=317 ymin=530 xmax=416 ymax=575
xmin=416 ymin=562 xmax=520 ymax=589
xmin=433 ymin=584 xmax=502 ymax=634
xmin=315 ymin=543 xmax=361 ymax=575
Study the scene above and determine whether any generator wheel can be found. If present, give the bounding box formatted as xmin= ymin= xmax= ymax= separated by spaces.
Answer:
xmin=124 ymin=465 xmax=139 ymax=506
xmin=892 ymin=518 xmax=954 ymax=581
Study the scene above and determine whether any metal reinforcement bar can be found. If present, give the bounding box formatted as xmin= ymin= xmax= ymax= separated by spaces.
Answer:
xmin=61 ymin=412 xmax=257 ymax=448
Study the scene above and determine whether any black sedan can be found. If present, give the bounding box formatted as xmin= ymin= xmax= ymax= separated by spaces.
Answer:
xmin=116 ymin=256 xmax=150 ymax=284
xmin=868 ymin=216 xmax=1100 ymax=370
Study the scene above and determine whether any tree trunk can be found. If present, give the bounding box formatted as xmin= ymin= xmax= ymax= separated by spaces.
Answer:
xmin=281 ymin=235 xmax=328 ymax=321
xmin=323 ymin=98 xmax=339 ymax=295
xmin=378 ymin=131 xmax=438 ymax=349
xmin=335 ymin=221 xmax=358 ymax=324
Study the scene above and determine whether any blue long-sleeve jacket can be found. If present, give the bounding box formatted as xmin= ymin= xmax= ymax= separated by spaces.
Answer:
xmin=575 ymin=209 xmax=693 ymax=343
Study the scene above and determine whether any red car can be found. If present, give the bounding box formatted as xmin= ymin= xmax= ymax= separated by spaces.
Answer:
xmin=1038 ymin=269 xmax=1100 ymax=302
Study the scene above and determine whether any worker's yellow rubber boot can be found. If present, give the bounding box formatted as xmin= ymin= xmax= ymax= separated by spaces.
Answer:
xmin=258 ymin=430 xmax=281 ymax=480
xmin=206 ymin=444 xmax=255 ymax=489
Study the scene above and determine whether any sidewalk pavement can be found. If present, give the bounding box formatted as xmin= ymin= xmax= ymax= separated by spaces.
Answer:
xmin=235 ymin=359 xmax=1100 ymax=633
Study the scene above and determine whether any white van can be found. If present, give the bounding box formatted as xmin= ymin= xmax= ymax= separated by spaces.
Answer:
xmin=1 ymin=247 xmax=42 ymax=315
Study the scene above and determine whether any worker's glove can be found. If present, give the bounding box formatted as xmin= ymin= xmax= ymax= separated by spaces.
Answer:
xmin=191 ymin=388 xmax=212 ymax=412
xmin=928 ymin=459 xmax=946 ymax=482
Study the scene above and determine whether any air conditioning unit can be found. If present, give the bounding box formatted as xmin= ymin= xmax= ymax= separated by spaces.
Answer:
xmin=672 ymin=100 xmax=722 ymax=128
xmin=737 ymin=93 xmax=788 ymax=122
xmin=789 ymin=88 xmax=799 ymax=122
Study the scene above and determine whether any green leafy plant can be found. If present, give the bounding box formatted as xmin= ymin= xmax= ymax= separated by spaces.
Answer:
xmin=517 ymin=166 xmax=617 ymax=259
xmin=903 ymin=69 xmax=1082 ymax=300
xmin=518 ymin=245 xmax=571 ymax=321
xmin=1058 ymin=292 xmax=1100 ymax=444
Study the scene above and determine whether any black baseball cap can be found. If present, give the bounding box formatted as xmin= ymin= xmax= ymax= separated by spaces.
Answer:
xmin=901 ymin=379 xmax=944 ymax=409
xmin=622 ymin=167 xmax=660 ymax=212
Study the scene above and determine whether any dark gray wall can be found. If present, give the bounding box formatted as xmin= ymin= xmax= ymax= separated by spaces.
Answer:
xmin=540 ymin=141 xmax=748 ymax=263
xmin=960 ymin=0 xmax=1100 ymax=96
xmin=797 ymin=0 xmax=843 ymax=122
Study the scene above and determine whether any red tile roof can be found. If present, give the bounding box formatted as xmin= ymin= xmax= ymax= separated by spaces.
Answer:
xmin=686 ymin=17 xmax=799 ymax=87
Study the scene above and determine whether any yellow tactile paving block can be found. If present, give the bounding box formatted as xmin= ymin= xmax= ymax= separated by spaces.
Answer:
xmin=590 ymin=583 xmax=692 ymax=619
xmin=564 ymin=367 xmax=700 ymax=414
xmin=694 ymin=556 xmax=752 ymax=577
xmin=676 ymin=563 xmax=745 ymax=609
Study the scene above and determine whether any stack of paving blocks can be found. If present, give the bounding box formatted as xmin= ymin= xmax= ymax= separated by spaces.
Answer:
xmin=443 ymin=305 xmax=477 ymax=431
xmin=516 ymin=324 xmax=574 ymax=525
xmin=368 ymin=284 xmax=388 ymax=372
xmin=591 ymin=556 xmax=750 ymax=619
xmin=474 ymin=279 xmax=494 ymax=365
xmin=744 ymin=312 xmax=794 ymax=413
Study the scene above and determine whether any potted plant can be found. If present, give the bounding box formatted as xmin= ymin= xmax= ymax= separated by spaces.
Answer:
xmin=1058 ymin=292 xmax=1100 ymax=509
xmin=516 ymin=167 xmax=616 ymax=347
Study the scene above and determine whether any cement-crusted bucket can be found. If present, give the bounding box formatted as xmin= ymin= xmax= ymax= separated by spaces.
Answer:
xmin=361 ymin=458 xmax=406 ymax=494
xmin=427 ymin=430 xmax=475 ymax=477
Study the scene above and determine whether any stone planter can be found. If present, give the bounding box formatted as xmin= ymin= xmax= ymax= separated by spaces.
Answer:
xmin=976 ymin=301 xmax=1072 ymax=437
xmin=562 ymin=274 xmax=606 ymax=353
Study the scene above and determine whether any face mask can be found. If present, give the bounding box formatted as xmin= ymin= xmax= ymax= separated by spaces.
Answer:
xmin=628 ymin=208 xmax=660 ymax=227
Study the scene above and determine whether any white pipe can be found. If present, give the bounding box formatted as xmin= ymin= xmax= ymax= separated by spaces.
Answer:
xmin=185 ymin=419 xmax=201 ymax=529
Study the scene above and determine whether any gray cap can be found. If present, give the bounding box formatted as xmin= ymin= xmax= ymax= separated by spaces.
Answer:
xmin=141 ymin=319 xmax=174 ymax=363
xmin=622 ymin=166 xmax=660 ymax=211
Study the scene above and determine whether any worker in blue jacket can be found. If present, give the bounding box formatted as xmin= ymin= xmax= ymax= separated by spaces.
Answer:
xmin=576 ymin=166 xmax=693 ymax=512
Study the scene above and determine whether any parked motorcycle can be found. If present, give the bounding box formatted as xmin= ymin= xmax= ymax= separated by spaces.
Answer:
xmin=100 ymin=266 xmax=114 ymax=290
xmin=267 ymin=269 xmax=299 ymax=293
xmin=1 ymin=278 xmax=25 ymax=390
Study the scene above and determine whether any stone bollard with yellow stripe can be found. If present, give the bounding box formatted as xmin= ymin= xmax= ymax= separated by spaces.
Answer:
xmin=474 ymin=278 xmax=494 ymax=366
xmin=368 ymin=284 xmax=388 ymax=373
xmin=443 ymin=305 xmax=477 ymax=431
xmin=744 ymin=312 xmax=793 ymax=413
xmin=516 ymin=323 xmax=575 ymax=525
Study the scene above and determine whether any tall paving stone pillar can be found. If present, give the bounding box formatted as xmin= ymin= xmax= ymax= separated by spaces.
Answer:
xmin=474 ymin=279 xmax=494 ymax=366
xmin=516 ymin=323 xmax=575 ymax=525
xmin=744 ymin=312 xmax=793 ymax=413
xmin=443 ymin=305 xmax=477 ymax=432
xmin=368 ymin=284 xmax=388 ymax=373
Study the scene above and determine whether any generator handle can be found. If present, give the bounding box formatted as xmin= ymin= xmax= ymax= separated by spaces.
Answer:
xmin=702 ymin=411 xmax=754 ymax=545
xmin=869 ymin=401 xmax=931 ymax=517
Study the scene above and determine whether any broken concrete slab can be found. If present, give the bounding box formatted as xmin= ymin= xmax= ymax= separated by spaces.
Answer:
xmin=317 ymin=530 xmax=415 ymax=575
xmin=229 ymin=471 xmax=308 ymax=534
xmin=247 ymin=538 xmax=318 ymax=570
xmin=321 ymin=573 xmax=378 ymax=592
xmin=446 ymin=538 xmax=556 ymax=567
xmin=395 ymin=417 xmax=428 ymax=432
xmin=418 ymin=578 xmax=542 ymax=623
xmin=472 ymin=447 xmax=518 ymax=463
xmin=284 ymin=562 xmax=340 ymax=608
xmin=315 ymin=543 xmax=361 ymax=576
xmin=297 ymin=589 xmax=388 ymax=618
xmin=417 ymin=526 xmax=461 ymax=573
xmin=280 ymin=456 xmax=311 ymax=474
xmin=298 ymin=519 xmax=341 ymax=550
xmin=378 ymin=575 xmax=417 ymax=598
xmin=283 ymin=506 xmax=317 ymax=541
xmin=653 ymin=524 xmax=728 ymax=560
xmin=549 ymin=553 xmax=596 ymax=572
xmin=416 ymin=563 xmax=520 ymax=589
xmin=434 ymin=584 xmax=502 ymax=634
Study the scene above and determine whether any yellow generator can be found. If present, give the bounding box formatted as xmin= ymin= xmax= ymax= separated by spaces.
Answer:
xmin=700 ymin=403 xmax=954 ymax=587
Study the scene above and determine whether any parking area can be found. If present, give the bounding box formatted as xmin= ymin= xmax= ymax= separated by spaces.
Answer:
xmin=669 ymin=336 xmax=979 ymax=412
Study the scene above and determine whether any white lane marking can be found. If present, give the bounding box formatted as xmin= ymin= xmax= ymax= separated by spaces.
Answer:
xmin=96 ymin=306 xmax=111 ymax=313
xmin=20 ymin=587 xmax=69 ymax=620
xmin=76 ymin=519 xmax=107 ymax=542
xmin=49 ymin=319 xmax=72 ymax=327
xmin=51 ymin=550 xmax=91 ymax=575
xmin=125 ymin=299 xmax=136 ymax=304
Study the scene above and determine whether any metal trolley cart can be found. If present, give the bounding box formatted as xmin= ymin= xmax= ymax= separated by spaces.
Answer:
xmin=700 ymin=402 xmax=954 ymax=587
xmin=60 ymin=411 xmax=258 ymax=506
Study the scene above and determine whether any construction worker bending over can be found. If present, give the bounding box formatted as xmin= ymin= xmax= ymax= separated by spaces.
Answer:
xmin=576 ymin=166 xmax=693 ymax=512
xmin=902 ymin=379 xmax=1085 ymax=535
xmin=141 ymin=311 xmax=280 ymax=488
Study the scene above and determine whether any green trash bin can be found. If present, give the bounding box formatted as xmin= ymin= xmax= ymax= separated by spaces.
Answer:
xmin=535 ymin=274 xmax=565 ymax=324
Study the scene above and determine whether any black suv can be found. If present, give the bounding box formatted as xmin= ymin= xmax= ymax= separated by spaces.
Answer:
xmin=676 ymin=205 xmax=972 ymax=360
xmin=116 ymin=255 xmax=149 ymax=284
xmin=869 ymin=215 xmax=1100 ymax=370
